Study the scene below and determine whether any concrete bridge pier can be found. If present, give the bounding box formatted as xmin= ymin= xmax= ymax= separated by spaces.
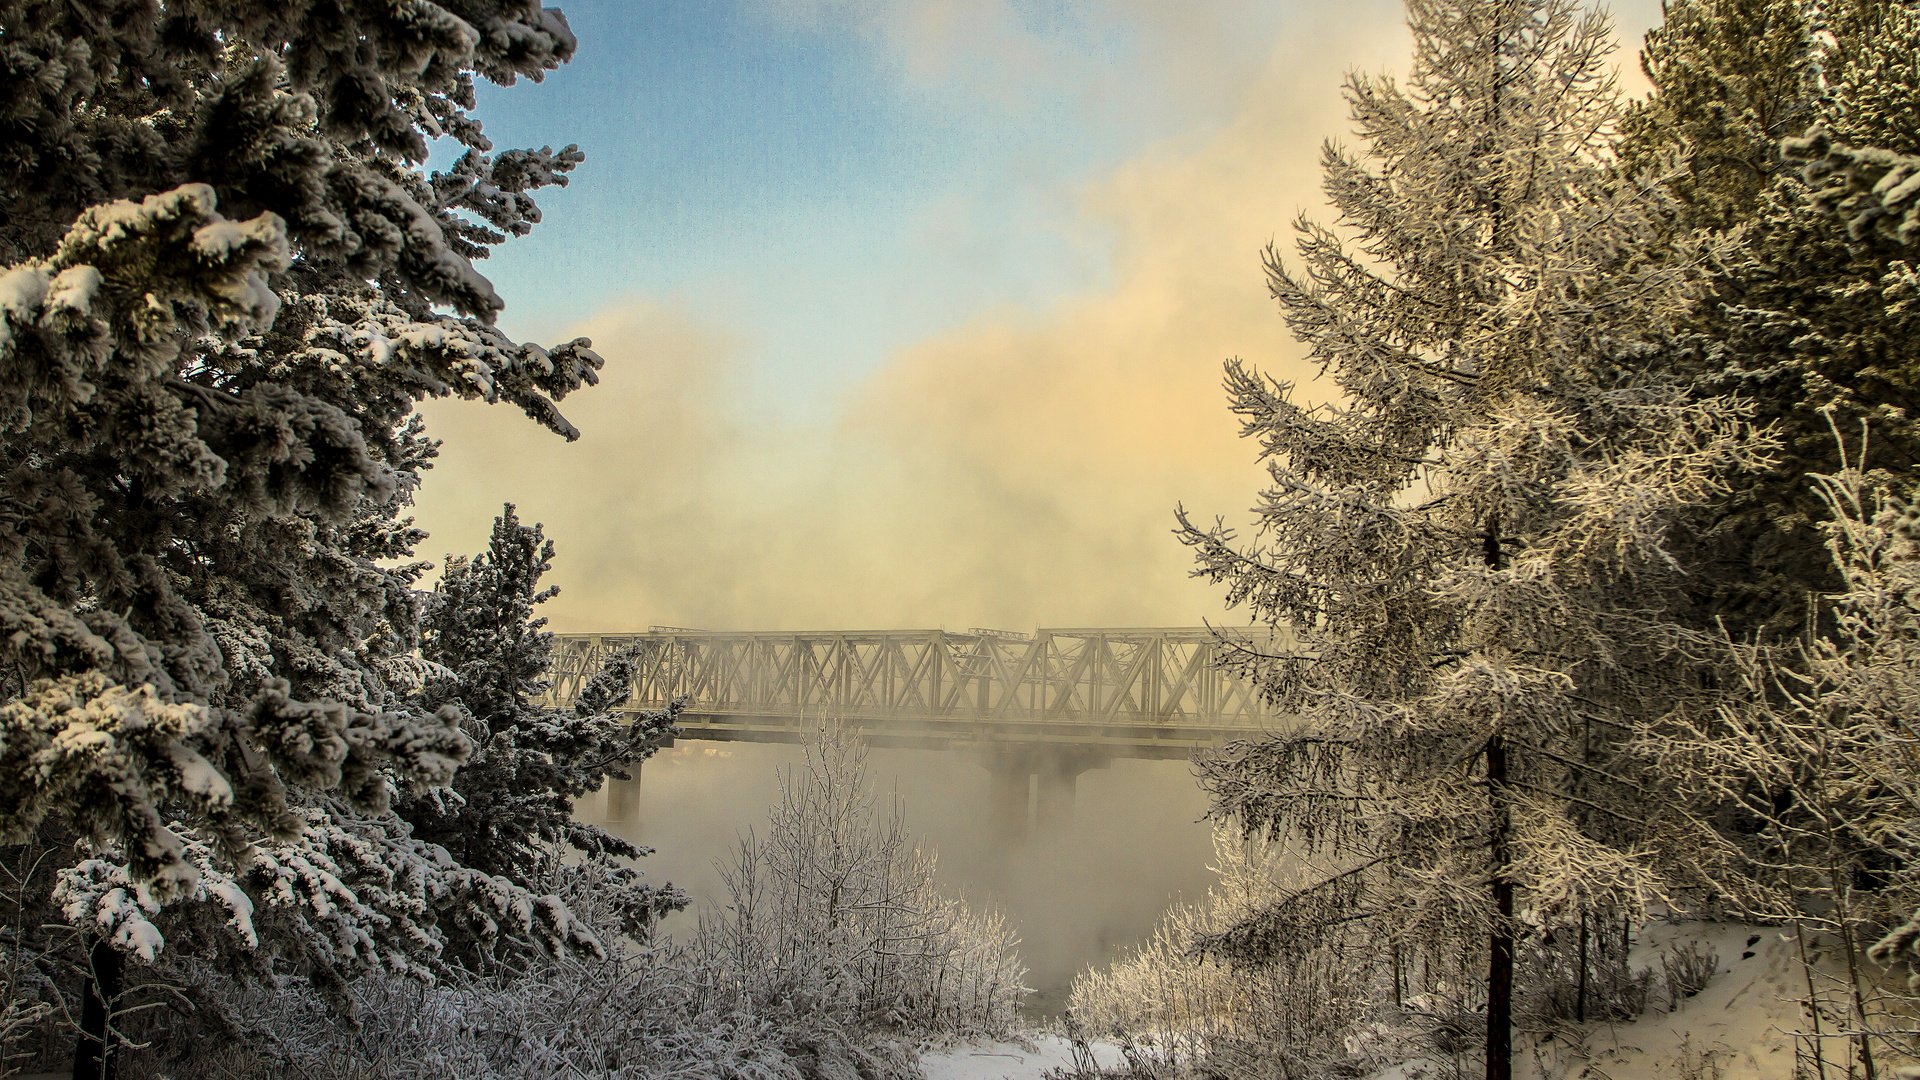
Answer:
xmin=981 ymin=749 xmax=1109 ymax=842
xmin=1034 ymin=756 xmax=1079 ymax=830
xmin=988 ymin=762 xmax=1029 ymax=839
xmin=604 ymin=766 xmax=641 ymax=822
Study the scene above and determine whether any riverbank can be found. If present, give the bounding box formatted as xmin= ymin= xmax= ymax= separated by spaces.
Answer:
xmin=920 ymin=1034 xmax=1125 ymax=1080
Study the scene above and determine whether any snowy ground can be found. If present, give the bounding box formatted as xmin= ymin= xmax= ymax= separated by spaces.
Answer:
xmin=930 ymin=920 xmax=1887 ymax=1080
xmin=1555 ymin=920 xmax=1807 ymax=1080
xmin=1369 ymin=920 xmax=1841 ymax=1080
xmin=15 ymin=922 xmax=1887 ymax=1080
xmin=919 ymin=1034 xmax=1127 ymax=1080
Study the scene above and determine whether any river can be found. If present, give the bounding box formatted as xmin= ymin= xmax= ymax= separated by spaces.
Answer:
xmin=589 ymin=740 xmax=1219 ymax=1015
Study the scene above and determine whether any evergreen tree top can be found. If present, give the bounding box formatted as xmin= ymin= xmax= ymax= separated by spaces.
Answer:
xmin=0 ymin=0 xmax=637 ymax=986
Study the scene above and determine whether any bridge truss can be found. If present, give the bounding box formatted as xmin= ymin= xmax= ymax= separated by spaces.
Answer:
xmin=548 ymin=626 xmax=1300 ymax=757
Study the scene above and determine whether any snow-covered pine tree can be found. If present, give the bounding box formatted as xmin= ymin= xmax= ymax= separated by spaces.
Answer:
xmin=0 ymin=2 xmax=625 ymax=1071
xmin=404 ymin=506 xmax=684 ymax=944
xmin=1628 ymin=0 xmax=1920 ymax=636
xmin=1790 ymin=127 xmax=1920 ymax=245
xmin=1175 ymin=1 xmax=1771 ymax=1075
xmin=1621 ymin=0 xmax=1825 ymax=233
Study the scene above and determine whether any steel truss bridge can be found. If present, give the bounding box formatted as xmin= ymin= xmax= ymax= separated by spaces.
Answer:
xmin=549 ymin=626 xmax=1299 ymax=759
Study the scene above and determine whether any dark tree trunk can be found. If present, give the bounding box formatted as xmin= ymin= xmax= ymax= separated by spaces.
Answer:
xmin=1393 ymin=944 xmax=1405 ymax=1007
xmin=1576 ymin=909 xmax=1590 ymax=1023
xmin=72 ymin=937 xmax=122 ymax=1080
xmin=1484 ymin=510 xmax=1514 ymax=1080
xmin=1487 ymin=731 xmax=1514 ymax=1080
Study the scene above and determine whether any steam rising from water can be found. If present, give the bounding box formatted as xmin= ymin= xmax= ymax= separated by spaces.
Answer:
xmin=593 ymin=741 xmax=1216 ymax=1013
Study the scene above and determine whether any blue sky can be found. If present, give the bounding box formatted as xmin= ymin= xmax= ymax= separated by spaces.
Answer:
xmin=415 ymin=0 xmax=1664 ymax=633
xmin=463 ymin=0 xmax=1299 ymax=409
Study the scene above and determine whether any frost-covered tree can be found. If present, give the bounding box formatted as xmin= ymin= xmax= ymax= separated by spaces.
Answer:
xmin=0 ymin=1 xmax=621 ymax=1072
xmin=404 ymin=506 xmax=684 ymax=943
xmin=1665 ymin=457 xmax=1920 ymax=1078
xmin=1175 ymin=1 xmax=1771 ymax=1075
xmin=1069 ymin=829 xmax=1389 ymax=1078
xmin=1629 ymin=0 xmax=1920 ymax=636
xmin=691 ymin=725 xmax=1030 ymax=1041
xmin=1654 ymin=121 xmax=1920 ymax=1080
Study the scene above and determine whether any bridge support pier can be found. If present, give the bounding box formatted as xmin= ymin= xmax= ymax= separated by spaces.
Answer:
xmin=1035 ymin=759 xmax=1077 ymax=830
xmin=988 ymin=762 xmax=1029 ymax=840
xmin=980 ymin=749 xmax=1108 ymax=842
xmin=605 ymin=766 xmax=641 ymax=822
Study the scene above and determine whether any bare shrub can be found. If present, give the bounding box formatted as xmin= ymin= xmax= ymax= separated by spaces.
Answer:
xmin=124 ymin=947 xmax=881 ymax=1080
xmin=1522 ymin=917 xmax=1654 ymax=1025
xmin=1661 ymin=940 xmax=1719 ymax=1012
xmin=1588 ymin=953 xmax=1654 ymax=1021
xmin=1670 ymin=1034 xmax=1731 ymax=1080
xmin=0 ymin=947 xmax=56 ymax=1076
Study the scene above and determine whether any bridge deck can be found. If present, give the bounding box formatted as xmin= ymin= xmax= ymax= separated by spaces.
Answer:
xmin=549 ymin=626 xmax=1299 ymax=756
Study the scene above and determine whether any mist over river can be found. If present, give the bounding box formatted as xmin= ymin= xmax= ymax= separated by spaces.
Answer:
xmin=589 ymin=741 xmax=1219 ymax=1014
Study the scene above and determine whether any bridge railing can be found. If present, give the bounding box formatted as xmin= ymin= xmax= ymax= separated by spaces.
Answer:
xmin=546 ymin=626 xmax=1303 ymax=731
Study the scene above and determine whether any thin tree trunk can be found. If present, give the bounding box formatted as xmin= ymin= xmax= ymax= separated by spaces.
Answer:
xmin=1819 ymin=770 xmax=1877 ymax=1080
xmin=1394 ymin=943 xmax=1405 ymax=1007
xmin=1576 ymin=909 xmax=1589 ymax=1024
xmin=1487 ymin=731 xmax=1514 ymax=1080
xmin=1796 ymin=921 xmax=1832 ymax=1080
xmin=1834 ymin=898 xmax=1878 ymax=1080
xmin=72 ymin=937 xmax=121 ymax=1080
xmin=1485 ymin=510 xmax=1514 ymax=1080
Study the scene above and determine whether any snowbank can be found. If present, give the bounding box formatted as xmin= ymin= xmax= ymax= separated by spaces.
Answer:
xmin=920 ymin=1034 xmax=1126 ymax=1080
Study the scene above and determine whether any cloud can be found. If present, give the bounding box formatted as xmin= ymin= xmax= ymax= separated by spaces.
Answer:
xmin=413 ymin=2 xmax=1663 ymax=634
xmin=811 ymin=0 xmax=1414 ymax=629
xmin=412 ymin=301 xmax=763 ymax=631
xmin=750 ymin=0 xmax=1298 ymax=130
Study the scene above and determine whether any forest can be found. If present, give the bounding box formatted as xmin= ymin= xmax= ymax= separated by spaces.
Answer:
xmin=2 ymin=0 xmax=1920 ymax=1078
